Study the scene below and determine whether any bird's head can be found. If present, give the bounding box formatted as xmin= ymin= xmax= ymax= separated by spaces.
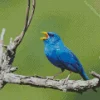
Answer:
xmin=40 ymin=32 xmax=61 ymax=45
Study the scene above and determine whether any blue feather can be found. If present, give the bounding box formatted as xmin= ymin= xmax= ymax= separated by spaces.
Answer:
xmin=43 ymin=32 xmax=89 ymax=80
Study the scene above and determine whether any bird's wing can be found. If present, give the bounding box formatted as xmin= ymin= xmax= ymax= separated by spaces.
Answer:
xmin=56 ymin=47 xmax=83 ymax=73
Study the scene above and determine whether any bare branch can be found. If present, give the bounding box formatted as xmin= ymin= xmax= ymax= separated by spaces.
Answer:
xmin=2 ymin=0 xmax=36 ymax=67
xmin=27 ymin=0 xmax=36 ymax=28
xmin=9 ymin=37 xmax=13 ymax=44
xmin=0 ymin=28 xmax=6 ymax=41
xmin=23 ymin=0 xmax=30 ymax=32
xmin=0 ymin=72 xmax=98 ymax=93
xmin=91 ymin=71 xmax=100 ymax=79
xmin=10 ymin=0 xmax=36 ymax=50
xmin=0 ymin=28 xmax=6 ymax=65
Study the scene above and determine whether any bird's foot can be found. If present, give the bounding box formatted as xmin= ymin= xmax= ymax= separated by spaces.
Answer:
xmin=46 ymin=76 xmax=54 ymax=80
xmin=62 ymin=74 xmax=70 ymax=85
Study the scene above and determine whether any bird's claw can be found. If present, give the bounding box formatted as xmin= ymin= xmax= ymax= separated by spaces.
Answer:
xmin=62 ymin=74 xmax=70 ymax=85
xmin=66 ymin=74 xmax=70 ymax=81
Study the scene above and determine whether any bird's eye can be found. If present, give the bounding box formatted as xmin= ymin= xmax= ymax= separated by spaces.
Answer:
xmin=49 ymin=34 xmax=54 ymax=37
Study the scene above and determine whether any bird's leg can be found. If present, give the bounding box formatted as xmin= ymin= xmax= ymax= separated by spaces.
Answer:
xmin=66 ymin=71 xmax=72 ymax=80
xmin=53 ymin=68 xmax=65 ymax=78
xmin=46 ymin=68 xmax=65 ymax=79
xmin=62 ymin=71 xmax=72 ymax=85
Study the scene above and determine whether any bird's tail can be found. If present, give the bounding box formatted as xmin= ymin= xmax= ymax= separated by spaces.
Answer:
xmin=80 ymin=72 xmax=89 ymax=80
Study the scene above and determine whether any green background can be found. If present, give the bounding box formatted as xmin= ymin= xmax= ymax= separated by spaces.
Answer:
xmin=0 ymin=0 xmax=100 ymax=100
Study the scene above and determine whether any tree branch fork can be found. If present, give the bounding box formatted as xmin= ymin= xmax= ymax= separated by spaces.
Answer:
xmin=0 ymin=0 xmax=100 ymax=93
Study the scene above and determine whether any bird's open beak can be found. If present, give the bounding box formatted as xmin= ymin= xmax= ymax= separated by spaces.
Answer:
xmin=40 ymin=32 xmax=49 ymax=40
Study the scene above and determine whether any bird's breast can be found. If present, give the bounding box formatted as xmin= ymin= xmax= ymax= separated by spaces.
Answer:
xmin=45 ymin=47 xmax=57 ymax=60
xmin=44 ymin=46 xmax=62 ymax=67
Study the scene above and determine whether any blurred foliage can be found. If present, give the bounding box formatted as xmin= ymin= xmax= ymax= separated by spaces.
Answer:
xmin=0 ymin=0 xmax=100 ymax=100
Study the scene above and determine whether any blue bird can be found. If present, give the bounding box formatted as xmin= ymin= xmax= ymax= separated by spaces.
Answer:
xmin=40 ymin=32 xmax=89 ymax=80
